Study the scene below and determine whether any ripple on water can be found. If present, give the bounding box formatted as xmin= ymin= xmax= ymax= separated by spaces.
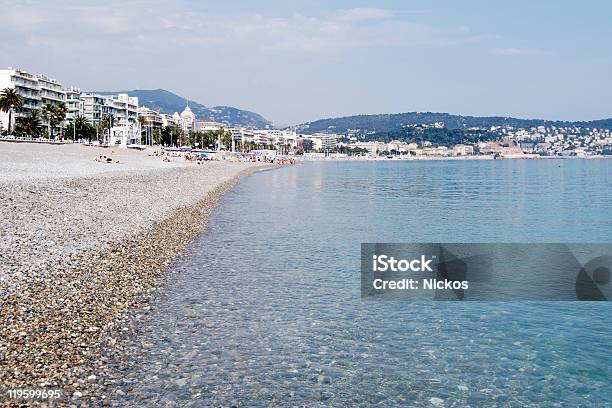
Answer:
xmin=112 ymin=161 xmax=612 ymax=406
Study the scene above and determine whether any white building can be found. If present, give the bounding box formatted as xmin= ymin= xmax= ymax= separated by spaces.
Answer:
xmin=106 ymin=93 xmax=139 ymax=146
xmin=253 ymin=130 xmax=272 ymax=146
xmin=81 ymin=92 xmax=140 ymax=146
xmin=172 ymin=112 xmax=181 ymax=126
xmin=64 ymin=86 xmax=84 ymax=121
xmin=161 ymin=113 xmax=179 ymax=128
xmin=81 ymin=93 xmax=108 ymax=128
xmin=0 ymin=68 xmax=66 ymax=131
xmin=38 ymin=74 xmax=65 ymax=106
xmin=452 ymin=144 xmax=475 ymax=156
xmin=268 ymin=130 xmax=297 ymax=148
xmin=234 ymin=128 xmax=254 ymax=145
xmin=179 ymin=104 xmax=196 ymax=132
xmin=306 ymin=133 xmax=339 ymax=150
xmin=194 ymin=120 xmax=224 ymax=132
xmin=347 ymin=141 xmax=383 ymax=155
xmin=138 ymin=107 xmax=163 ymax=130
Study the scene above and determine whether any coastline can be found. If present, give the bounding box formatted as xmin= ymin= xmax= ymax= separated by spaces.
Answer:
xmin=0 ymin=143 xmax=273 ymax=402
xmin=301 ymin=154 xmax=612 ymax=162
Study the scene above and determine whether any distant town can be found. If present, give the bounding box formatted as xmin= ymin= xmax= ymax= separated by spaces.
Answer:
xmin=332 ymin=123 xmax=612 ymax=159
xmin=1 ymin=67 xmax=611 ymax=159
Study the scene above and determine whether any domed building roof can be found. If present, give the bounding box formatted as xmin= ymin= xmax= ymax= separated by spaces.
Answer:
xmin=181 ymin=103 xmax=195 ymax=120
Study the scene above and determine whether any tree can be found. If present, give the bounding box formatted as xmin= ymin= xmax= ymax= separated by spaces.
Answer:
xmin=161 ymin=124 xmax=181 ymax=147
xmin=201 ymin=130 xmax=216 ymax=149
xmin=0 ymin=88 xmax=24 ymax=134
xmin=152 ymin=127 xmax=162 ymax=145
xmin=221 ymin=130 xmax=232 ymax=151
xmin=14 ymin=109 xmax=42 ymax=137
xmin=99 ymin=114 xmax=115 ymax=143
xmin=41 ymin=104 xmax=55 ymax=138
xmin=54 ymin=102 xmax=68 ymax=140
xmin=65 ymin=115 xmax=96 ymax=142
xmin=40 ymin=102 xmax=67 ymax=139
xmin=138 ymin=115 xmax=147 ymax=145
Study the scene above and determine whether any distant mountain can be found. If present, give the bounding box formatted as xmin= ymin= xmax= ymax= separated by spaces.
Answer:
xmin=95 ymin=89 xmax=272 ymax=128
xmin=297 ymin=112 xmax=612 ymax=134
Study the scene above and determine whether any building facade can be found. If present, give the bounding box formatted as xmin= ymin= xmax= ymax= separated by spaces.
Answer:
xmin=193 ymin=120 xmax=224 ymax=132
xmin=106 ymin=93 xmax=139 ymax=145
xmin=0 ymin=68 xmax=66 ymax=131
xmin=138 ymin=107 xmax=163 ymax=130
xmin=81 ymin=93 xmax=108 ymax=128
xmin=179 ymin=104 xmax=196 ymax=132
xmin=303 ymin=133 xmax=338 ymax=151
xmin=64 ymin=86 xmax=84 ymax=121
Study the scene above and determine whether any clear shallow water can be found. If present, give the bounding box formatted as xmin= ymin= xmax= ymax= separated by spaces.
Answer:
xmin=116 ymin=160 xmax=612 ymax=407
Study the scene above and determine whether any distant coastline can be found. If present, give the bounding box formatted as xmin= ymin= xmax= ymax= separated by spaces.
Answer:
xmin=299 ymin=153 xmax=612 ymax=162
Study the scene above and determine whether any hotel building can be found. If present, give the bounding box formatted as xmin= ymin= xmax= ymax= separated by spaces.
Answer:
xmin=106 ymin=93 xmax=140 ymax=145
xmin=193 ymin=120 xmax=225 ymax=132
xmin=0 ymin=68 xmax=66 ymax=131
xmin=303 ymin=133 xmax=339 ymax=151
xmin=64 ymin=86 xmax=84 ymax=121
xmin=179 ymin=104 xmax=196 ymax=132
xmin=161 ymin=113 xmax=179 ymax=128
xmin=81 ymin=93 xmax=108 ymax=128
xmin=138 ymin=107 xmax=163 ymax=130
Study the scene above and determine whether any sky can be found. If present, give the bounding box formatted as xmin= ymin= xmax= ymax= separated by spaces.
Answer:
xmin=1 ymin=0 xmax=611 ymax=126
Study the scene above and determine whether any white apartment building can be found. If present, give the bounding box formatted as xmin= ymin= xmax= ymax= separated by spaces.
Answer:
xmin=81 ymin=92 xmax=140 ymax=145
xmin=106 ymin=93 xmax=139 ymax=145
xmin=235 ymin=128 xmax=254 ymax=145
xmin=161 ymin=113 xmax=179 ymax=128
xmin=305 ymin=133 xmax=339 ymax=150
xmin=0 ymin=68 xmax=66 ymax=131
xmin=253 ymin=130 xmax=272 ymax=146
xmin=38 ymin=74 xmax=65 ymax=106
xmin=267 ymin=130 xmax=297 ymax=148
xmin=138 ymin=107 xmax=163 ymax=129
xmin=64 ymin=86 xmax=84 ymax=121
xmin=81 ymin=93 xmax=108 ymax=128
xmin=138 ymin=107 xmax=163 ymax=145
xmin=194 ymin=120 xmax=225 ymax=132
xmin=348 ymin=141 xmax=383 ymax=155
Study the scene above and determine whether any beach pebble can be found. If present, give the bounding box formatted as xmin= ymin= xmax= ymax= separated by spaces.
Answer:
xmin=430 ymin=397 xmax=445 ymax=407
xmin=0 ymin=143 xmax=270 ymax=404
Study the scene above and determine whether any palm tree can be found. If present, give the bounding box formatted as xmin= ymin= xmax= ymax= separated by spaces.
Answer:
xmin=41 ymin=103 xmax=55 ymax=138
xmin=71 ymin=115 xmax=90 ymax=141
xmin=137 ymin=115 xmax=147 ymax=144
xmin=99 ymin=114 xmax=114 ymax=143
xmin=15 ymin=109 xmax=42 ymax=136
xmin=221 ymin=131 xmax=232 ymax=151
xmin=53 ymin=102 xmax=68 ymax=140
xmin=0 ymin=88 xmax=24 ymax=134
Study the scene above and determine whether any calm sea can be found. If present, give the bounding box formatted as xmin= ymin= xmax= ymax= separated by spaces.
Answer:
xmin=115 ymin=160 xmax=612 ymax=407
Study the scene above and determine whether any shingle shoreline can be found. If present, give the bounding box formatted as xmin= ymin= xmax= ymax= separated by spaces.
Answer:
xmin=0 ymin=163 xmax=272 ymax=405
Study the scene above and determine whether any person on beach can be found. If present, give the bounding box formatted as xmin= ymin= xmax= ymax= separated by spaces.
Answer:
xmin=94 ymin=155 xmax=119 ymax=164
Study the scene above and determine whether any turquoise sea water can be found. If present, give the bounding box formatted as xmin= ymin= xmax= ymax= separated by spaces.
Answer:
xmin=116 ymin=160 xmax=612 ymax=407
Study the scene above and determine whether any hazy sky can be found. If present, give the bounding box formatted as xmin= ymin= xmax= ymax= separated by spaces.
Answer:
xmin=1 ymin=0 xmax=611 ymax=125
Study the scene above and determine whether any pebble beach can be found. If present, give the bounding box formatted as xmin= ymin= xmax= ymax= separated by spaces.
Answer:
xmin=0 ymin=142 xmax=270 ymax=405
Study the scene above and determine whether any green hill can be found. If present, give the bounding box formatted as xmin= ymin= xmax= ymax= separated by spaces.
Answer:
xmin=298 ymin=112 xmax=612 ymax=134
xmin=95 ymin=89 xmax=272 ymax=129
